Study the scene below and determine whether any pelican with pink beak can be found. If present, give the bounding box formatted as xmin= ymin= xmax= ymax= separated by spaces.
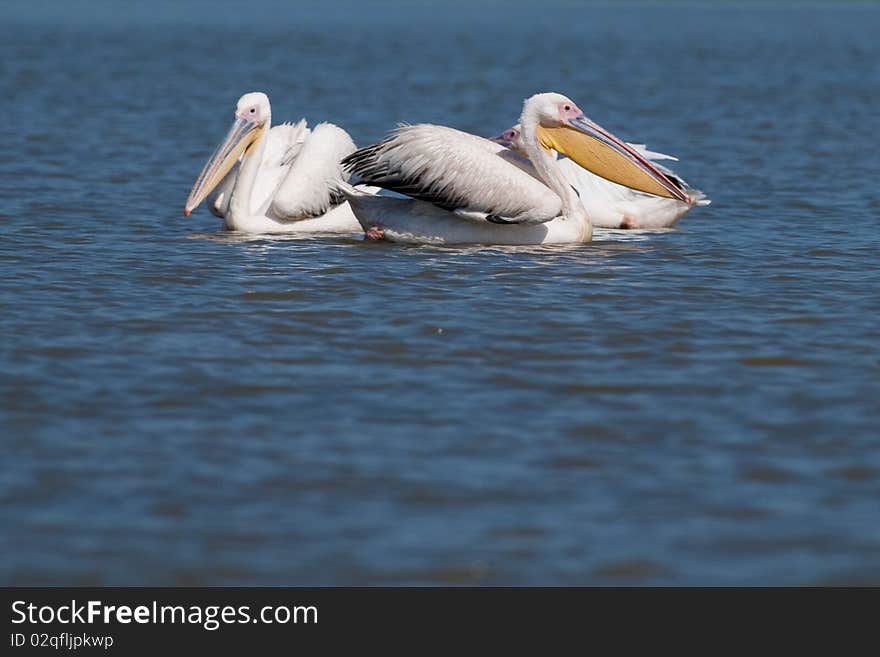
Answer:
xmin=184 ymin=92 xmax=373 ymax=234
xmin=342 ymin=92 xmax=695 ymax=245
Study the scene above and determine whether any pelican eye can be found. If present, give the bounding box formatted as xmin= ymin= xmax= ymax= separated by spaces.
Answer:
xmin=564 ymin=104 xmax=571 ymax=111
xmin=250 ymin=108 xmax=256 ymax=114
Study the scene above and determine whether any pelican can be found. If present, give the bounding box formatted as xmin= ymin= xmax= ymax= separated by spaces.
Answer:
xmin=184 ymin=92 xmax=371 ymax=234
xmin=491 ymin=125 xmax=709 ymax=229
xmin=341 ymin=93 xmax=692 ymax=245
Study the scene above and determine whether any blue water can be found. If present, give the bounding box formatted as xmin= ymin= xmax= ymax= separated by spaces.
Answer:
xmin=2 ymin=1 xmax=879 ymax=585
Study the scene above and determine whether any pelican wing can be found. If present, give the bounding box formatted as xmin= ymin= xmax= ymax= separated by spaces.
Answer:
xmin=237 ymin=120 xmax=306 ymax=214
xmin=270 ymin=123 xmax=357 ymax=220
xmin=343 ymin=124 xmax=563 ymax=225
xmin=264 ymin=121 xmax=309 ymax=167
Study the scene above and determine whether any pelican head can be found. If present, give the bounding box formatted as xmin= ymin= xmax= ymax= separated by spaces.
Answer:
xmin=184 ymin=92 xmax=271 ymax=216
xmin=489 ymin=124 xmax=522 ymax=152
xmin=521 ymin=92 xmax=691 ymax=203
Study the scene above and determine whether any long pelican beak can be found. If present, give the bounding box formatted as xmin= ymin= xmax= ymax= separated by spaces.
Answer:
xmin=184 ymin=118 xmax=264 ymax=216
xmin=536 ymin=116 xmax=692 ymax=204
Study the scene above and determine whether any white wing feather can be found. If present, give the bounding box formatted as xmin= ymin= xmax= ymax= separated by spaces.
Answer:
xmin=270 ymin=123 xmax=356 ymax=220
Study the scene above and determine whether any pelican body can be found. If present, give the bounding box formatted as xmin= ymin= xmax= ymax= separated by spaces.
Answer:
xmin=185 ymin=92 xmax=369 ymax=234
xmin=491 ymin=125 xmax=709 ymax=229
xmin=342 ymin=93 xmax=691 ymax=245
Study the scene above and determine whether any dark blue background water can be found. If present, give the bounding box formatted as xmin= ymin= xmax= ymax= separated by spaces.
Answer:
xmin=2 ymin=1 xmax=878 ymax=584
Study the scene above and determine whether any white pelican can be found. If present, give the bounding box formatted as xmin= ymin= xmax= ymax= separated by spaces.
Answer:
xmin=184 ymin=92 xmax=370 ymax=234
xmin=341 ymin=93 xmax=692 ymax=245
xmin=491 ymin=124 xmax=709 ymax=229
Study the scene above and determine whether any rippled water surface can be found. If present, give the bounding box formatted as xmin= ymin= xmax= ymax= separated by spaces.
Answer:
xmin=2 ymin=1 xmax=879 ymax=585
